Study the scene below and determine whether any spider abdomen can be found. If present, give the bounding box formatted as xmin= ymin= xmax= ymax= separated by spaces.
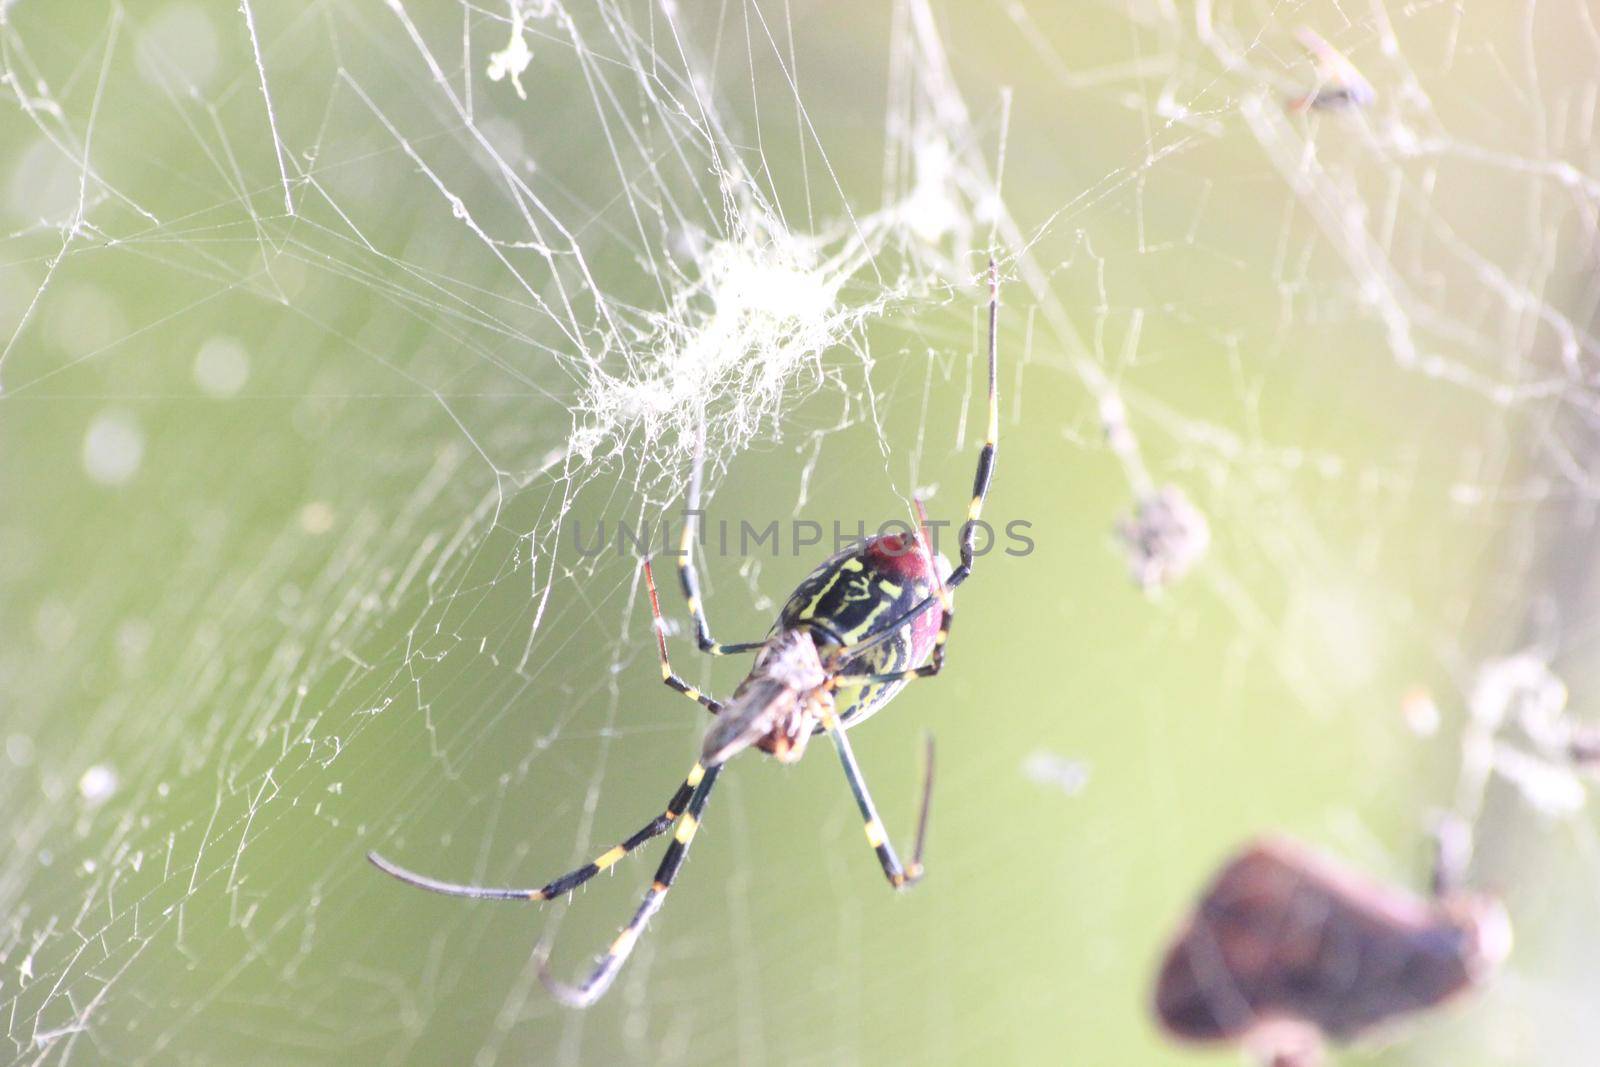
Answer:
xmin=776 ymin=532 xmax=950 ymax=726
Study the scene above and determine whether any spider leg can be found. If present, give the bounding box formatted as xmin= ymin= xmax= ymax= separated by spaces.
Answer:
xmin=539 ymin=762 xmax=723 ymax=1007
xmin=822 ymin=711 xmax=934 ymax=890
xmin=367 ymin=763 xmax=710 ymax=902
xmin=643 ymin=559 xmax=723 ymax=715
xmin=824 ymin=258 xmax=1000 ymax=664
xmin=831 ymin=642 xmax=948 ymax=689
xmin=677 ymin=418 xmax=767 ymax=657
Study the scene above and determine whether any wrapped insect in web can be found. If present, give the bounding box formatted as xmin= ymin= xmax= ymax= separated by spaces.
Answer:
xmin=367 ymin=260 xmax=1002 ymax=1008
xmin=1115 ymin=484 xmax=1210 ymax=592
xmin=1152 ymin=829 xmax=1510 ymax=1067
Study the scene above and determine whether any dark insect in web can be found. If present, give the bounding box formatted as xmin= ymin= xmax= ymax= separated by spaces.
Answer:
xmin=368 ymin=260 xmax=1002 ymax=1007
xmin=1152 ymin=833 xmax=1510 ymax=1067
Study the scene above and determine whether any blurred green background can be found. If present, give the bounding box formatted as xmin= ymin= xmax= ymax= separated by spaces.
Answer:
xmin=3 ymin=1 xmax=1598 ymax=1064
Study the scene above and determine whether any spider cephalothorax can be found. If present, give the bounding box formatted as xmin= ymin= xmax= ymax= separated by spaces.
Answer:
xmin=701 ymin=627 xmax=831 ymax=765
xmin=369 ymin=261 xmax=1000 ymax=1008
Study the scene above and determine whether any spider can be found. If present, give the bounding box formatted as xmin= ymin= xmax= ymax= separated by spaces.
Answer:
xmin=368 ymin=260 xmax=1000 ymax=1007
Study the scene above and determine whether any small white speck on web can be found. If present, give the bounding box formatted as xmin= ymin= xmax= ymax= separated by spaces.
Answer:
xmin=1022 ymin=750 xmax=1091 ymax=796
xmin=1401 ymin=685 xmax=1441 ymax=737
xmin=299 ymin=502 xmax=335 ymax=535
xmin=193 ymin=335 xmax=250 ymax=397
xmin=78 ymin=764 xmax=118 ymax=806
xmin=82 ymin=409 xmax=144 ymax=486
xmin=486 ymin=1 xmax=533 ymax=100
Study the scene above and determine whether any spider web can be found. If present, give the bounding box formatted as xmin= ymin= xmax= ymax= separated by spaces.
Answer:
xmin=2 ymin=1 xmax=1598 ymax=1064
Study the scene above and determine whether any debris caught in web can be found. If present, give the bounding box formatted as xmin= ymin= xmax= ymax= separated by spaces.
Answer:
xmin=1021 ymin=750 xmax=1090 ymax=796
xmin=1288 ymin=28 xmax=1375 ymax=113
xmin=1114 ymin=486 xmax=1211 ymax=592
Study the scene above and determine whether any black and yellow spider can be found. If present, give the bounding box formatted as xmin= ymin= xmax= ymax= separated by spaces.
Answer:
xmin=368 ymin=261 xmax=1000 ymax=1007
